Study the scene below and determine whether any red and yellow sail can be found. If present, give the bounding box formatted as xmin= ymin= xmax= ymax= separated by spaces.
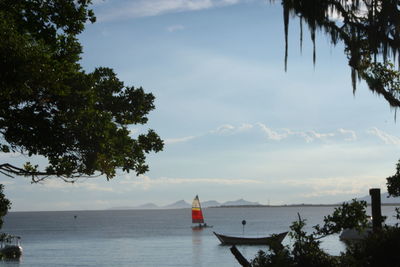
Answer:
xmin=192 ymin=195 xmax=204 ymax=224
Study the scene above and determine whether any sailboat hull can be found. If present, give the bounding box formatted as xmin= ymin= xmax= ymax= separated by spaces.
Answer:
xmin=213 ymin=231 xmax=288 ymax=245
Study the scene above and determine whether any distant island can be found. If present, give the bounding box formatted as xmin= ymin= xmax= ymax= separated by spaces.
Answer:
xmin=109 ymin=193 xmax=400 ymax=210
xmin=109 ymin=198 xmax=262 ymax=210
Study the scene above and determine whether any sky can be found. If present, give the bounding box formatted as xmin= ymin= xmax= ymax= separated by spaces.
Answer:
xmin=3 ymin=0 xmax=400 ymax=211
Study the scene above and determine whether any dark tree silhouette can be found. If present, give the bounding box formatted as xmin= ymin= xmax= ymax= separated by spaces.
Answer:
xmin=0 ymin=185 xmax=10 ymax=229
xmin=0 ymin=0 xmax=163 ymax=183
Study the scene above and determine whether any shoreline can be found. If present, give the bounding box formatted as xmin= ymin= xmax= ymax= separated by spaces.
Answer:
xmin=209 ymin=203 xmax=400 ymax=208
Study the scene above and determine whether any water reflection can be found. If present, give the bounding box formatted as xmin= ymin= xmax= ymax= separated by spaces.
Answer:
xmin=1 ymin=257 xmax=22 ymax=266
xmin=192 ymin=228 xmax=204 ymax=266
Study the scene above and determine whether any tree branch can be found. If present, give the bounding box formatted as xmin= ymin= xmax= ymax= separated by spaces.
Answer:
xmin=230 ymin=245 xmax=251 ymax=267
xmin=0 ymin=163 xmax=101 ymax=183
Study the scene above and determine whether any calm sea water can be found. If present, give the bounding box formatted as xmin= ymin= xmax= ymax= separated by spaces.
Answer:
xmin=0 ymin=206 xmax=398 ymax=266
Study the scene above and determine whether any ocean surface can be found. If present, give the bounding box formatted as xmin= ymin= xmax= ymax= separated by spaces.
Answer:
xmin=1 ymin=206 xmax=399 ymax=266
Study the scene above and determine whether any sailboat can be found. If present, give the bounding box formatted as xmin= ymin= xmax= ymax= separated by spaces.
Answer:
xmin=191 ymin=195 xmax=212 ymax=229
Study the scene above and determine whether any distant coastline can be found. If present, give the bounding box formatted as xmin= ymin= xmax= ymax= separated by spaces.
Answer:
xmin=210 ymin=204 xmax=341 ymax=208
xmin=109 ymin=202 xmax=400 ymax=211
xmin=210 ymin=203 xmax=400 ymax=208
xmin=108 ymin=193 xmax=400 ymax=210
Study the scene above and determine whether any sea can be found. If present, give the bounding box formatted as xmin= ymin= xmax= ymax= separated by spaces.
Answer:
xmin=0 ymin=206 xmax=399 ymax=267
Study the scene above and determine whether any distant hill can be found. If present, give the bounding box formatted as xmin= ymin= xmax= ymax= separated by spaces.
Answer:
xmin=355 ymin=192 xmax=400 ymax=204
xmin=135 ymin=203 xmax=159 ymax=209
xmin=221 ymin=198 xmax=261 ymax=206
xmin=109 ymin=198 xmax=262 ymax=210
xmin=162 ymin=200 xmax=191 ymax=209
xmin=201 ymin=200 xmax=221 ymax=208
xmin=108 ymin=206 xmax=136 ymax=210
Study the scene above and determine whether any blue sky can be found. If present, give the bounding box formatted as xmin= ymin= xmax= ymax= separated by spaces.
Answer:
xmin=3 ymin=0 xmax=400 ymax=211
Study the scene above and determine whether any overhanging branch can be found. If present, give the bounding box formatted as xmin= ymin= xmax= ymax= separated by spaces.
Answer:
xmin=0 ymin=163 xmax=101 ymax=183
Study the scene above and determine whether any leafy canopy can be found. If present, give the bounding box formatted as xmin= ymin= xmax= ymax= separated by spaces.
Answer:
xmin=0 ymin=0 xmax=163 ymax=182
xmin=0 ymin=185 xmax=10 ymax=230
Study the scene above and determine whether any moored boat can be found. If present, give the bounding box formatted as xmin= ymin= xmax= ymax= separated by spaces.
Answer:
xmin=0 ymin=235 xmax=22 ymax=259
xmin=339 ymin=217 xmax=373 ymax=242
xmin=213 ymin=231 xmax=288 ymax=245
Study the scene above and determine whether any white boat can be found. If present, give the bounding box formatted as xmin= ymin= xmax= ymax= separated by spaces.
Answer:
xmin=339 ymin=217 xmax=373 ymax=242
xmin=339 ymin=228 xmax=371 ymax=241
xmin=0 ymin=235 xmax=22 ymax=259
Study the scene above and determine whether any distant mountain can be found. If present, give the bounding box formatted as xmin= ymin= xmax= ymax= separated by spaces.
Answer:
xmin=221 ymin=198 xmax=261 ymax=206
xmin=135 ymin=203 xmax=159 ymax=209
xmin=201 ymin=200 xmax=221 ymax=208
xmin=162 ymin=200 xmax=191 ymax=209
xmin=109 ymin=198 xmax=261 ymax=210
xmin=355 ymin=192 xmax=400 ymax=204
xmin=108 ymin=206 xmax=136 ymax=210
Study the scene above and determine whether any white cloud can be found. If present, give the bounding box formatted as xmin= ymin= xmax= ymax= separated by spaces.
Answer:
xmin=166 ymin=123 xmax=361 ymax=145
xmin=38 ymin=179 xmax=114 ymax=192
xmin=97 ymin=0 xmax=243 ymax=22
xmin=256 ymin=123 xmax=337 ymax=142
xmin=119 ymin=175 xmax=263 ymax=190
xmin=238 ymin=123 xmax=254 ymax=131
xmin=257 ymin=123 xmax=288 ymax=140
xmin=91 ymin=0 xmax=110 ymax=5
xmin=163 ymin=123 xmax=399 ymax=149
xmin=280 ymin=175 xmax=386 ymax=198
xmin=307 ymin=130 xmax=335 ymax=140
xmin=165 ymin=135 xmax=196 ymax=144
xmin=338 ymin=128 xmax=357 ymax=141
xmin=79 ymin=182 xmax=115 ymax=192
xmin=212 ymin=124 xmax=235 ymax=134
xmin=0 ymin=180 xmax=15 ymax=186
xmin=166 ymin=24 xmax=185 ymax=32
xmin=367 ymin=127 xmax=400 ymax=145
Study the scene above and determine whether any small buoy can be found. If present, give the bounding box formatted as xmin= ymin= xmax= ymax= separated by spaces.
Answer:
xmin=74 ymin=215 xmax=77 ymax=219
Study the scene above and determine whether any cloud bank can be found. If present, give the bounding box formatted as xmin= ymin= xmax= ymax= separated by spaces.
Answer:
xmin=367 ymin=127 xmax=400 ymax=145
xmin=165 ymin=123 xmax=400 ymax=147
xmin=96 ymin=0 xmax=244 ymax=22
xmin=280 ymin=175 xmax=386 ymax=198
xmin=119 ymin=175 xmax=263 ymax=190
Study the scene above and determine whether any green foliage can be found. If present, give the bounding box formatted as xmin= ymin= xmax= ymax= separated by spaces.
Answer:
xmin=249 ymin=201 xmax=370 ymax=267
xmin=0 ymin=185 xmax=11 ymax=229
xmin=0 ymin=0 xmax=163 ymax=181
xmin=250 ymin=249 xmax=293 ymax=267
xmin=250 ymin=213 xmax=341 ymax=267
xmin=313 ymin=199 xmax=368 ymax=237
xmin=342 ymin=226 xmax=400 ymax=267
xmin=386 ymin=160 xmax=400 ymax=197
xmin=289 ymin=215 xmax=340 ymax=267
xmin=250 ymin=234 xmax=293 ymax=267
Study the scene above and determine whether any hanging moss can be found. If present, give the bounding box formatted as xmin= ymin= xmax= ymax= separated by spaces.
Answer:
xmin=273 ymin=0 xmax=400 ymax=108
